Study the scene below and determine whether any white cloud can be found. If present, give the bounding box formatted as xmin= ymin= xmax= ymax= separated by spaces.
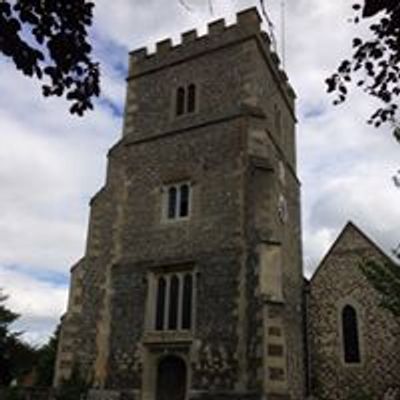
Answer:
xmin=0 ymin=0 xmax=399 ymax=343
xmin=0 ymin=266 xmax=68 ymax=345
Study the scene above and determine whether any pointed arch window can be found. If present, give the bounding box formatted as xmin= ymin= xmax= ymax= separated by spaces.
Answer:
xmin=179 ymin=184 xmax=190 ymax=218
xmin=163 ymin=182 xmax=191 ymax=221
xmin=342 ymin=305 xmax=361 ymax=364
xmin=175 ymin=84 xmax=197 ymax=116
xmin=182 ymin=274 xmax=193 ymax=330
xmin=155 ymin=278 xmax=166 ymax=331
xmin=167 ymin=187 xmax=178 ymax=219
xmin=168 ymin=276 xmax=180 ymax=330
xmin=152 ymin=271 xmax=195 ymax=332
xmin=187 ymin=84 xmax=196 ymax=113
xmin=176 ymin=87 xmax=185 ymax=116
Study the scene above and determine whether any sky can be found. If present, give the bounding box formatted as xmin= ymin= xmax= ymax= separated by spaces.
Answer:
xmin=0 ymin=0 xmax=399 ymax=345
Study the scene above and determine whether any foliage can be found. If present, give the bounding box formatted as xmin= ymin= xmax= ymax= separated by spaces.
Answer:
xmin=0 ymin=0 xmax=100 ymax=116
xmin=0 ymin=289 xmax=20 ymax=385
xmin=1 ymin=0 xmax=399 ymax=123
xmin=7 ymin=336 xmax=37 ymax=383
xmin=360 ymin=258 xmax=400 ymax=317
xmin=0 ymin=290 xmax=37 ymax=386
xmin=393 ymin=169 xmax=400 ymax=188
xmin=0 ymin=388 xmax=24 ymax=400
xmin=0 ymin=290 xmax=19 ymax=334
xmin=326 ymin=0 xmax=400 ymax=129
xmin=55 ymin=363 xmax=89 ymax=400
xmin=35 ymin=324 xmax=60 ymax=387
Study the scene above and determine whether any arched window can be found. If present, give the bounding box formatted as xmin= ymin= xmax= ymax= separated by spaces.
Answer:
xmin=168 ymin=187 xmax=177 ymax=219
xmin=342 ymin=305 xmax=361 ymax=364
xmin=168 ymin=276 xmax=179 ymax=330
xmin=179 ymin=184 xmax=190 ymax=217
xmin=155 ymin=277 xmax=166 ymax=331
xmin=152 ymin=271 xmax=194 ymax=332
xmin=182 ymin=274 xmax=193 ymax=330
xmin=187 ymin=84 xmax=196 ymax=113
xmin=175 ymin=84 xmax=197 ymax=117
xmin=176 ymin=87 xmax=185 ymax=116
xmin=164 ymin=182 xmax=191 ymax=221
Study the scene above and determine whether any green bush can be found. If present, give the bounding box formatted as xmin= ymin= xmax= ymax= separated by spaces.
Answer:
xmin=1 ymin=388 xmax=24 ymax=400
xmin=55 ymin=364 xmax=89 ymax=400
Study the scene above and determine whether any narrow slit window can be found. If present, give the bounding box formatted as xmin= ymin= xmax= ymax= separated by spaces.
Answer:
xmin=176 ymin=87 xmax=185 ymax=116
xmin=168 ymin=187 xmax=177 ymax=219
xmin=179 ymin=184 xmax=190 ymax=217
xmin=342 ymin=305 xmax=361 ymax=364
xmin=182 ymin=274 xmax=193 ymax=330
xmin=164 ymin=183 xmax=191 ymax=221
xmin=155 ymin=278 xmax=166 ymax=331
xmin=151 ymin=271 xmax=195 ymax=332
xmin=187 ymin=84 xmax=196 ymax=113
xmin=168 ymin=276 xmax=179 ymax=330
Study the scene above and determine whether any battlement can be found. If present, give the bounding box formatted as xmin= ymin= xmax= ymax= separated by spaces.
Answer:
xmin=127 ymin=7 xmax=295 ymax=101
xmin=127 ymin=6 xmax=295 ymax=116
xmin=130 ymin=8 xmax=261 ymax=64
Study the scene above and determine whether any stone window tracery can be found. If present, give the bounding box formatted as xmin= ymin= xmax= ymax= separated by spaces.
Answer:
xmin=175 ymin=84 xmax=197 ymax=116
xmin=153 ymin=271 xmax=195 ymax=332
xmin=164 ymin=182 xmax=191 ymax=221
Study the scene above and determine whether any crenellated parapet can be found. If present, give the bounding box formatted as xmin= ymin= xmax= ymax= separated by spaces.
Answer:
xmin=127 ymin=7 xmax=295 ymax=101
xmin=129 ymin=8 xmax=260 ymax=66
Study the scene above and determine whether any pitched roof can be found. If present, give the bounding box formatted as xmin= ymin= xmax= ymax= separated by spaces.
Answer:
xmin=310 ymin=221 xmax=397 ymax=283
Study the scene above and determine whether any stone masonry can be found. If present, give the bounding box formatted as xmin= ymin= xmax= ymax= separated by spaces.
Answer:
xmin=54 ymin=6 xmax=400 ymax=400
xmin=307 ymin=223 xmax=400 ymax=400
xmin=55 ymin=7 xmax=304 ymax=400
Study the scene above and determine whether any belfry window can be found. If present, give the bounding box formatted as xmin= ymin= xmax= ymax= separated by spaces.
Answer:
xmin=175 ymin=84 xmax=197 ymax=116
xmin=176 ymin=87 xmax=185 ymax=116
xmin=153 ymin=272 xmax=195 ymax=332
xmin=342 ymin=305 xmax=361 ymax=364
xmin=187 ymin=84 xmax=196 ymax=113
xmin=164 ymin=183 xmax=191 ymax=221
xmin=179 ymin=184 xmax=190 ymax=217
xmin=167 ymin=187 xmax=178 ymax=219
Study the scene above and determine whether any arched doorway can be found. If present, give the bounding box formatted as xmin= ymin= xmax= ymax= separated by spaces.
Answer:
xmin=156 ymin=355 xmax=187 ymax=400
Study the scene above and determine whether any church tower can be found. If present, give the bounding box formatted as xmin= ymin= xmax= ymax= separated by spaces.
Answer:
xmin=55 ymin=7 xmax=305 ymax=400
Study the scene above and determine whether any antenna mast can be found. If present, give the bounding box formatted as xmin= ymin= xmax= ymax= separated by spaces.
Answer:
xmin=208 ymin=0 xmax=214 ymax=14
xmin=281 ymin=0 xmax=286 ymax=69
xmin=259 ymin=0 xmax=278 ymax=53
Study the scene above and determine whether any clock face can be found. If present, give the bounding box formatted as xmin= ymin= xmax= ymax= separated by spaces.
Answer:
xmin=278 ymin=194 xmax=288 ymax=224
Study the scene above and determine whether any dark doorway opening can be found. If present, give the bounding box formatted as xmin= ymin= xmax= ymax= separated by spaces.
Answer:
xmin=156 ymin=355 xmax=187 ymax=400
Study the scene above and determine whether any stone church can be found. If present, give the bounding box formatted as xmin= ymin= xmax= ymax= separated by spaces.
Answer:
xmin=54 ymin=7 xmax=400 ymax=400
